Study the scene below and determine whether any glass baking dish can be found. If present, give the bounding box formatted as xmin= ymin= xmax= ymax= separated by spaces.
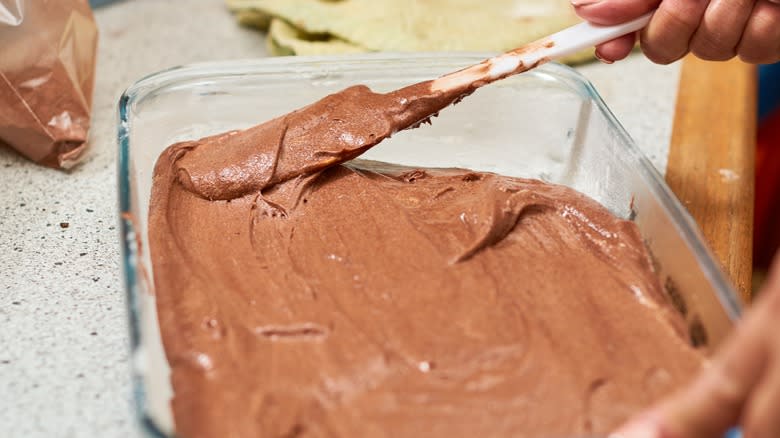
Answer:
xmin=118 ymin=53 xmax=743 ymax=437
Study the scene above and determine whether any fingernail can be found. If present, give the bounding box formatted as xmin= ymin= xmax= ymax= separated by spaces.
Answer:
xmin=609 ymin=415 xmax=664 ymax=438
xmin=571 ymin=0 xmax=602 ymax=6
xmin=594 ymin=49 xmax=614 ymax=64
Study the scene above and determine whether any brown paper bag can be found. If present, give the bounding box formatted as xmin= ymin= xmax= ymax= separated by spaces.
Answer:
xmin=0 ymin=0 xmax=98 ymax=168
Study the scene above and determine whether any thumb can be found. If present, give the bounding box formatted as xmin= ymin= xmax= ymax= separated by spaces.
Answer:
xmin=613 ymin=254 xmax=780 ymax=438
xmin=613 ymin=331 xmax=762 ymax=438
xmin=612 ymin=357 xmax=752 ymax=438
xmin=572 ymin=0 xmax=661 ymax=25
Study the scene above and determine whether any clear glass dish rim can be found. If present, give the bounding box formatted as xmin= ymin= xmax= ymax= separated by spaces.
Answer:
xmin=116 ymin=52 xmax=742 ymax=438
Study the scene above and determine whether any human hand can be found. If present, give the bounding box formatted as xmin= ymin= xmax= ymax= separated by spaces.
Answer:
xmin=572 ymin=0 xmax=780 ymax=64
xmin=612 ymin=254 xmax=780 ymax=438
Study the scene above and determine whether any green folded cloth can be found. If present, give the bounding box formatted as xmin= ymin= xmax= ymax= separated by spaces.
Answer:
xmin=227 ymin=0 xmax=595 ymax=64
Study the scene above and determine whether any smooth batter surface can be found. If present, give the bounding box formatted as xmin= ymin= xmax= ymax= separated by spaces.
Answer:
xmin=150 ymin=149 xmax=704 ymax=437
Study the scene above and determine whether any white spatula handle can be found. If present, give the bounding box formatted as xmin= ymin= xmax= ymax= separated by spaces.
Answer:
xmin=538 ymin=12 xmax=653 ymax=63
xmin=431 ymin=12 xmax=653 ymax=92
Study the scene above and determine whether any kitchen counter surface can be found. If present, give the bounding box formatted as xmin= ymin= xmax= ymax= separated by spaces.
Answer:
xmin=0 ymin=0 xmax=681 ymax=436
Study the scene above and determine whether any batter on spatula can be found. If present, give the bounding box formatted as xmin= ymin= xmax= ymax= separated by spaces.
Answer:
xmin=171 ymin=79 xmax=478 ymax=201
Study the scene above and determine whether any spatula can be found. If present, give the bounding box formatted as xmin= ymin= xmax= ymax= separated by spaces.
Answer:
xmin=430 ymin=12 xmax=652 ymax=92
xmin=174 ymin=13 xmax=654 ymax=201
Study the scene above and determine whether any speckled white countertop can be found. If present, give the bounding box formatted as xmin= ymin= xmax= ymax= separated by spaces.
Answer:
xmin=0 ymin=0 xmax=680 ymax=436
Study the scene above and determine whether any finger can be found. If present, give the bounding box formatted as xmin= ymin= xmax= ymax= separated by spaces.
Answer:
xmin=654 ymin=348 xmax=763 ymax=437
xmin=738 ymin=0 xmax=780 ymax=64
xmin=616 ymin=288 xmax=774 ymax=437
xmin=640 ymin=0 xmax=710 ymax=64
xmin=595 ymin=33 xmax=637 ymax=62
xmin=572 ymin=0 xmax=661 ymax=25
xmin=743 ymin=359 xmax=780 ymax=438
xmin=741 ymin=264 xmax=780 ymax=438
xmin=649 ymin=255 xmax=780 ymax=438
xmin=615 ymin=325 xmax=767 ymax=438
xmin=615 ymin=254 xmax=780 ymax=438
xmin=689 ymin=0 xmax=756 ymax=61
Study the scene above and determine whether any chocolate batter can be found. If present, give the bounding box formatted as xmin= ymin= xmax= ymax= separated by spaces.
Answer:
xmin=149 ymin=77 xmax=703 ymax=437
xmin=150 ymin=154 xmax=703 ymax=437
